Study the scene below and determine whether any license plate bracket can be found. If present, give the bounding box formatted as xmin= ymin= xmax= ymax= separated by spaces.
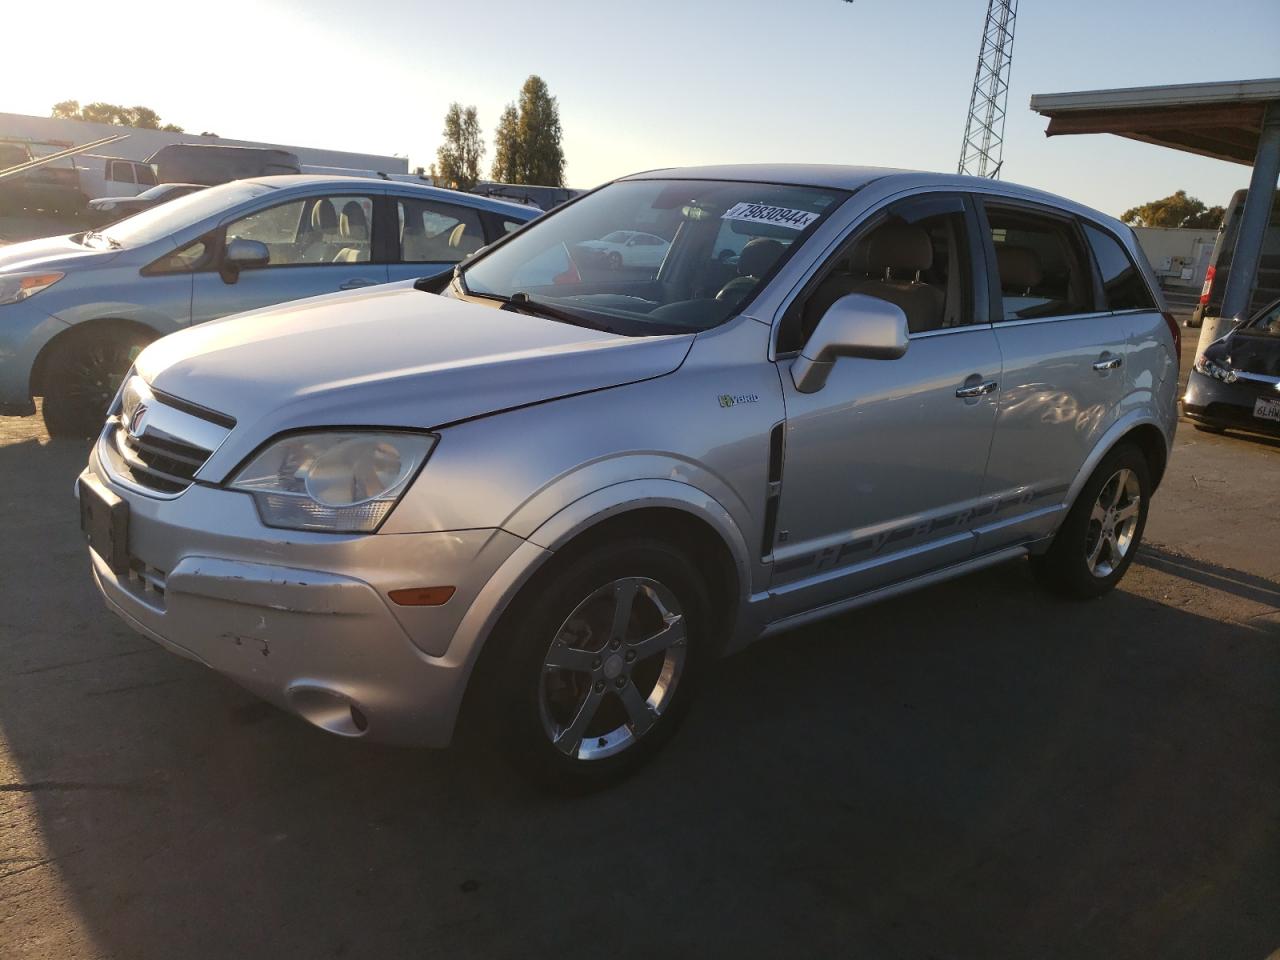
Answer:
xmin=1254 ymin=396 xmax=1280 ymax=423
xmin=79 ymin=478 xmax=130 ymax=574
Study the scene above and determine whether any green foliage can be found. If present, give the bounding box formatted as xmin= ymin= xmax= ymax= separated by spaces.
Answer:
xmin=49 ymin=100 xmax=185 ymax=133
xmin=1121 ymin=190 xmax=1224 ymax=229
xmin=436 ymin=103 xmax=485 ymax=191
xmin=489 ymin=75 xmax=565 ymax=187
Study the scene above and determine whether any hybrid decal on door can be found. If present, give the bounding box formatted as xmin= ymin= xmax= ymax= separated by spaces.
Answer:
xmin=718 ymin=393 xmax=760 ymax=408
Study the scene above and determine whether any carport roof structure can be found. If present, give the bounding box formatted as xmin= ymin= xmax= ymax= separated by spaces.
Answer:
xmin=1029 ymin=77 xmax=1280 ymax=166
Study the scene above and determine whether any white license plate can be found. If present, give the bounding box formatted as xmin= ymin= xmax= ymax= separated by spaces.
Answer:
xmin=1255 ymin=396 xmax=1280 ymax=423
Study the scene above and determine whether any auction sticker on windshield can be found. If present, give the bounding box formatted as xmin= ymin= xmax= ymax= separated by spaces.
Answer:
xmin=722 ymin=202 xmax=820 ymax=231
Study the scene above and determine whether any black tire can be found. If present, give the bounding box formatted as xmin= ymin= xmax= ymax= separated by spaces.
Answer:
xmin=1030 ymin=443 xmax=1151 ymax=600
xmin=472 ymin=538 xmax=710 ymax=792
xmin=607 ymin=251 xmax=623 ymax=270
xmin=40 ymin=327 xmax=152 ymax=438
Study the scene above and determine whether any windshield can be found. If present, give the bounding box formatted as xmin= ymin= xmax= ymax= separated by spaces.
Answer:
xmin=458 ymin=178 xmax=847 ymax=335
xmin=89 ymin=180 xmax=276 ymax=249
xmin=1242 ymin=299 xmax=1280 ymax=336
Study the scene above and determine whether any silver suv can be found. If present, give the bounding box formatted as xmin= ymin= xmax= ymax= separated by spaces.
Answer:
xmin=79 ymin=165 xmax=1180 ymax=789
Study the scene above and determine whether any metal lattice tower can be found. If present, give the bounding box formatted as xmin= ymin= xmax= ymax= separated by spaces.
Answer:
xmin=957 ymin=0 xmax=1018 ymax=178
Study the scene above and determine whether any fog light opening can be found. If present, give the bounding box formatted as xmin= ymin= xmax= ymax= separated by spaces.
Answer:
xmin=286 ymin=685 xmax=369 ymax=738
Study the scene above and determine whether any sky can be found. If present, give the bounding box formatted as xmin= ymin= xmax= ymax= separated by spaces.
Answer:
xmin=5 ymin=0 xmax=1278 ymax=217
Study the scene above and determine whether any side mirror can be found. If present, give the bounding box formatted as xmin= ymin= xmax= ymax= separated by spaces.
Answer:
xmin=221 ymin=237 xmax=270 ymax=283
xmin=791 ymin=294 xmax=909 ymax=394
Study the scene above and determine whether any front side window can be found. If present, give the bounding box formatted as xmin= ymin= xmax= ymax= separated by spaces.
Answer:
xmin=225 ymin=195 xmax=373 ymax=266
xmin=399 ymin=199 xmax=485 ymax=263
xmin=985 ymin=205 xmax=1091 ymax=322
xmin=781 ymin=193 xmax=975 ymax=352
xmin=1083 ymin=222 xmax=1155 ymax=312
xmin=458 ymin=178 xmax=847 ymax=336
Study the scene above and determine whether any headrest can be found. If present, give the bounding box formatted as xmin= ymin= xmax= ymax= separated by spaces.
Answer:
xmin=995 ymin=245 xmax=1042 ymax=289
xmin=738 ymin=238 xmax=784 ymax=278
xmin=340 ymin=201 xmax=367 ymax=239
xmin=311 ymin=199 xmax=337 ymax=231
xmin=865 ymin=222 xmax=932 ymax=273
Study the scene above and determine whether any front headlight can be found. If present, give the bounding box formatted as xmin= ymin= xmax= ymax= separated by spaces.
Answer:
xmin=0 ymin=271 xmax=64 ymax=306
xmin=229 ymin=431 xmax=436 ymax=533
xmin=1193 ymin=352 xmax=1238 ymax=383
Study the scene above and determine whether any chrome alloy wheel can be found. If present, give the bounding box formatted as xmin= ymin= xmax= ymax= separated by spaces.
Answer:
xmin=539 ymin=577 xmax=687 ymax=761
xmin=1085 ymin=467 xmax=1142 ymax=578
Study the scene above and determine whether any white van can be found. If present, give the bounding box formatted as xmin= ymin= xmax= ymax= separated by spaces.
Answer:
xmin=75 ymin=154 xmax=158 ymax=201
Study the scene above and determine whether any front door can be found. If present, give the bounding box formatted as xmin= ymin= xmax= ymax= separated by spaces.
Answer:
xmin=974 ymin=200 xmax=1129 ymax=550
xmin=769 ymin=192 xmax=1002 ymax=619
xmin=190 ymin=193 xmax=389 ymax=325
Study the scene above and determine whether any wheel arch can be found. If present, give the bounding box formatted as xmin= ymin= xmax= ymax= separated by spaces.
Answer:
xmin=30 ymin=317 xmax=159 ymax=397
xmin=1067 ymin=413 xmax=1172 ymax=510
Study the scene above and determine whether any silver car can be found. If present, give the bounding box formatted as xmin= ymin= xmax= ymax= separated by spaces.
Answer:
xmin=78 ymin=165 xmax=1179 ymax=789
xmin=0 ymin=175 xmax=537 ymax=435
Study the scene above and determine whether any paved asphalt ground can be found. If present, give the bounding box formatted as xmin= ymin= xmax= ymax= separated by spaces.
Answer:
xmin=1 ymin=336 xmax=1277 ymax=960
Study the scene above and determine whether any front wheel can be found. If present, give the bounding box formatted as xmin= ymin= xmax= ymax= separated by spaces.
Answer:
xmin=1031 ymin=443 xmax=1151 ymax=599
xmin=41 ymin=327 xmax=152 ymax=438
xmin=477 ymin=539 xmax=709 ymax=792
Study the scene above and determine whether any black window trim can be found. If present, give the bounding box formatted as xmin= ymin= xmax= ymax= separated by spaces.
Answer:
xmin=976 ymin=195 xmax=1107 ymax=326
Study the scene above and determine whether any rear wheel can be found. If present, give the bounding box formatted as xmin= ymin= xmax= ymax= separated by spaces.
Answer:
xmin=40 ymin=327 xmax=152 ymax=438
xmin=1031 ymin=443 xmax=1150 ymax=599
xmin=477 ymin=538 xmax=708 ymax=792
xmin=607 ymin=251 xmax=623 ymax=270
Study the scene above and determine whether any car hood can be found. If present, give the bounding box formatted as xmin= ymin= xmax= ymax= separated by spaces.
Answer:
xmin=0 ymin=234 xmax=123 ymax=272
xmin=1225 ymin=332 xmax=1280 ymax=378
xmin=135 ymin=283 xmax=694 ymax=474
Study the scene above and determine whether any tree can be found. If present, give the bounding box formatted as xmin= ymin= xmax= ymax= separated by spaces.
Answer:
xmin=490 ymin=103 xmax=521 ymax=184
xmin=48 ymin=100 xmax=184 ymax=133
xmin=489 ymin=75 xmax=565 ymax=186
xmin=515 ymin=75 xmax=564 ymax=187
xmin=435 ymin=102 xmax=485 ymax=190
xmin=1121 ymin=190 xmax=1225 ymax=229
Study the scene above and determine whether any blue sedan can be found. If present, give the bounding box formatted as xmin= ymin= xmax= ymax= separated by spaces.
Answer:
xmin=0 ymin=175 xmax=538 ymax=435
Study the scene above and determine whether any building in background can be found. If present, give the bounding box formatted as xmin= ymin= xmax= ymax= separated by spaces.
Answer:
xmin=1131 ymin=226 xmax=1218 ymax=293
xmin=0 ymin=112 xmax=406 ymax=176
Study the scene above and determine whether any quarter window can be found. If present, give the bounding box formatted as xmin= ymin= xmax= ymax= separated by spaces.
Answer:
xmin=1083 ymin=222 xmax=1155 ymax=311
xmin=398 ymin=199 xmax=486 ymax=263
xmin=985 ymin=206 xmax=1091 ymax=321
xmin=224 ymin=195 xmax=373 ymax=266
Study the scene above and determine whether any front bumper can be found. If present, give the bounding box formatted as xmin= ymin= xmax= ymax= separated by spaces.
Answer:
xmin=1183 ymin=369 xmax=1280 ymax=437
xmin=81 ymin=449 xmax=542 ymax=747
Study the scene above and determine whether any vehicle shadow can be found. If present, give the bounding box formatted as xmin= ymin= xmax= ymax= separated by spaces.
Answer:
xmin=1137 ymin=543 xmax=1280 ymax=608
xmin=1 ymin=437 xmax=1277 ymax=960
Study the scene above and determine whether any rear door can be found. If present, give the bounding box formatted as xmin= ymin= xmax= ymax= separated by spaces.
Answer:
xmin=190 ymin=192 xmax=388 ymax=325
xmin=385 ymin=195 xmax=490 ymax=283
xmin=974 ymin=198 xmax=1128 ymax=550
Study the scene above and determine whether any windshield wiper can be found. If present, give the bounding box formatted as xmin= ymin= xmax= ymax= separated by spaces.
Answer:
xmin=496 ymin=291 xmax=616 ymax=333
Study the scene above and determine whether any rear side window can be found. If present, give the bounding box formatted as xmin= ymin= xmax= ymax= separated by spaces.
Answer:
xmin=398 ymin=198 xmax=486 ymax=264
xmin=985 ymin=205 xmax=1091 ymax=321
xmin=1082 ymin=223 xmax=1155 ymax=311
xmin=108 ymin=160 xmax=134 ymax=184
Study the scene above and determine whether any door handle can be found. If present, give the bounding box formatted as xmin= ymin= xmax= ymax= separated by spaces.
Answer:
xmin=956 ymin=379 xmax=998 ymax=399
xmin=1092 ymin=356 xmax=1123 ymax=371
xmin=339 ymin=278 xmax=377 ymax=290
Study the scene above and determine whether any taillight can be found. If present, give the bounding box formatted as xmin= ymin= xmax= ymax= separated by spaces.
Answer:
xmin=1161 ymin=310 xmax=1181 ymax=366
xmin=1199 ymin=264 xmax=1215 ymax=305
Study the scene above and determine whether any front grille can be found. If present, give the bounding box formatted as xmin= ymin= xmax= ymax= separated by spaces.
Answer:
xmin=98 ymin=379 xmax=234 ymax=497
xmin=111 ymin=424 xmax=212 ymax=493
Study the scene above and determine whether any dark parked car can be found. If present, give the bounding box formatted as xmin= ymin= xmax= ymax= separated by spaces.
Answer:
xmin=1189 ymin=188 xmax=1280 ymax=328
xmin=148 ymin=143 xmax=301 ymax=186
xmin=1184 ymin=297 xmax=1280 ymax=437
xmin=87 ymin=183 xmax=206 ymax=224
